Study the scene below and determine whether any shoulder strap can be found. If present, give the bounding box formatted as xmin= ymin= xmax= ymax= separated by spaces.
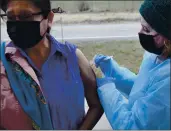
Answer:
xmin=0 ymin=42 xmax=5 ymax=61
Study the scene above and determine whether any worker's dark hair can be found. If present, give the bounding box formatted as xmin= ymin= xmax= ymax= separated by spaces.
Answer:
xmin=1 ymin=0 xmax=51 ymax=17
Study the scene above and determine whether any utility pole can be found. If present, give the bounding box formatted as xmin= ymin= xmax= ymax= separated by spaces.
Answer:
xmin=60 ymin=16 xmax=64 ymax=43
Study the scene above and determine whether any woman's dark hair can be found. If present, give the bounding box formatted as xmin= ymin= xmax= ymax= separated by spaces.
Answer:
xmin=1 ymin=0 xmax=51 ymax=17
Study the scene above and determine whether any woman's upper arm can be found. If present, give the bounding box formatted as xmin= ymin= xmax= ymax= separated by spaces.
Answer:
xmin=76 ymin=49 xmax=101 ymax=107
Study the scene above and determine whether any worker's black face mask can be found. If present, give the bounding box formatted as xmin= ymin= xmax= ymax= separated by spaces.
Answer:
xmin=7 ymin=20 xmax=47 ymax=50
xmin=138 ymin=33 xmax=164 ymax=55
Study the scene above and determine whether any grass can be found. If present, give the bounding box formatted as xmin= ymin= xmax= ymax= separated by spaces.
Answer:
xmin=52 ymin=12 xmax=140 ymax=25
xmin=73 ymin=40 xmax=144 ymax=77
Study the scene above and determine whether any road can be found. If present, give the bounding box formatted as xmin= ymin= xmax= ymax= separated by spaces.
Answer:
xmin=84 ymin=100 xmax=112 ymax=130
xmin=1 ymin=22 xmax=141 ymax=42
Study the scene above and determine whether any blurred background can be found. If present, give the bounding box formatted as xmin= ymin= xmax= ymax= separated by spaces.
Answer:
xmin=51 ymin=1 xmax=142 ymax=12
xmin=1 ymin=1 xmax=145 ymax=130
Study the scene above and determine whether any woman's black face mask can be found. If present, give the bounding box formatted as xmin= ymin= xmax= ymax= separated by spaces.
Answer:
xmin=138 ymin=33 xmax=164 ymax=55
xmin=7 ymin=19 xmax=47 ymax=50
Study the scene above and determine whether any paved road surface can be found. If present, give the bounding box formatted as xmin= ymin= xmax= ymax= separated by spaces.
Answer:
xmin=1 ymin=22 xmax=141 ymax=42
xmin=85 ymin=100 xmax=112 ymax=130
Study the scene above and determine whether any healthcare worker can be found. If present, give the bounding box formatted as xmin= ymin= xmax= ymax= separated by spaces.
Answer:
xmin=94 ymin=0 xmax=171 ymax=129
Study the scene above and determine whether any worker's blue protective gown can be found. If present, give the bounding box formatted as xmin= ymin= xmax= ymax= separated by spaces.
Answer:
xmin=94 ymin=52 xmax=170 ymax=130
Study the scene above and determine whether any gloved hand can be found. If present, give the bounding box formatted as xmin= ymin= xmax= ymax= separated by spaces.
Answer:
xmin=94 ymin=54 xmax=137 ymax=98
xmin=93 ymin=54 xmax=120 ymax=78
xmin=93 ymin=54 xmax=113 ymax=68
